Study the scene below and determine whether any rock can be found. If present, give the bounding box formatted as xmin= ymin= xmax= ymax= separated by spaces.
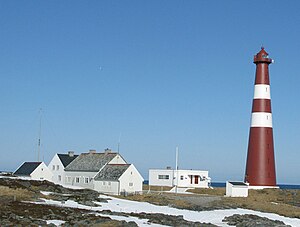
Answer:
xmin=223 ymin=214 xmax=291 ymax=227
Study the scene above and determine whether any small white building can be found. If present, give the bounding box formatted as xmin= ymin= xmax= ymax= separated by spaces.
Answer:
xmin=48 ymin=151 xmax=79 ymax=184
xmin=94 ymin=164 xmax=144 ymax=195
xmin=226 ymin=181 xmax=249 ymax=197
xmin=14 ymin=162 xmax=53 ymax=181
xmin=149 ymin=168 xmax=210 ymax=188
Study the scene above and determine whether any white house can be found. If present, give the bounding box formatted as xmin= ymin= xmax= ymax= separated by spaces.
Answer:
xmin=48 ymin=151 xmax=78 ymax=184
xmin=94 ymin=164 xmax=144 ymax=195
xmin=14 ymin=162 xmax=53 ymax=181
xmin=149 ymin=168 xmax=210 ymax=188
xmin=226 ymin=181 xmax=249 ymax=197
xmin=64 ymin=149 xmax=127 ymax=189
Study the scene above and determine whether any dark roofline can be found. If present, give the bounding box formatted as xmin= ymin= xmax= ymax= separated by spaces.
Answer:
xmin=228 ymin=181 xmax=248 ymax=186
xmin=14 ymin=162 xmax=42 ymax=176
xmin=57 ymin=153 xmax=79 ymax=167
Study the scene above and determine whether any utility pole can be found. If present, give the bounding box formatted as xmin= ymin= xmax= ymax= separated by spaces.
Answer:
xmin=175 ymin=146 xmax=179 ymax=194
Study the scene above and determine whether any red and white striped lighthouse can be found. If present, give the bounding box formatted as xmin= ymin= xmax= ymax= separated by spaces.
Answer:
xmin=245 ymin=47 xmax=277 ymax=187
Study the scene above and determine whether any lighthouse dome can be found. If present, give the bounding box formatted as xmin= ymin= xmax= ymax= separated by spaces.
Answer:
xmin=254 ymin=47 xmax=272 ymax=64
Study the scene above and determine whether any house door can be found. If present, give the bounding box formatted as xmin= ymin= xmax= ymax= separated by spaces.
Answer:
xmin=194 ymin=175 xmax=199 ymax=184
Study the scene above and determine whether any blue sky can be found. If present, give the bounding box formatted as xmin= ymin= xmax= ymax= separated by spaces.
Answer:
xmin=0 ymin=1 xmax=299 ymax=184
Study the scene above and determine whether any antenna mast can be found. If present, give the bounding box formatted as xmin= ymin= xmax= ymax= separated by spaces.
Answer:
xmin=117 ymin=133 xmax=121 ymax=154
xmin=37 ymin=108 xmax=42 ymax=162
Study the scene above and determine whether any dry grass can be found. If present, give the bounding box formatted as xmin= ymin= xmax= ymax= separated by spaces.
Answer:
xmin=117 ymin=193 xmax=191 ymax=208
xmin=222 ymin=189 xmax=300 ymax=218
xmin=188 ymin=187 xmax=226 ymax=196
xmin=0 ymin=186 xmax=36 ymax=201
xmin=142 ymin=184 xmax=173 ymax=191
xmin=190 ymin=188 xmax=300 ymax=218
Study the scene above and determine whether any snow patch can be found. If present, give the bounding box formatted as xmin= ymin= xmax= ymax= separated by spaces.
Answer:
xmin=40 ymin=191 xmax=52 ymax=196
xmin=33 ymin=196 xmax=300 ymax=227
xmin=46 ymin=219 xmax=65 ymax=226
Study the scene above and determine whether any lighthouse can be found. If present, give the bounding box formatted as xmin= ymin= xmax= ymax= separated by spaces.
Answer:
xmin=245 ymin=47 xmax=277 ymax=188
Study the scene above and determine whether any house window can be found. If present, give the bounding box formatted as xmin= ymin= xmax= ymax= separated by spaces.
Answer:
xmin=75 ymin=177 xmax=80 ymax=183
xmin=180 ymin=176 xmax=184 ymax=180
xmin=52 ymin=165 xmax=55 ymax=171
xmin=103 ymin=181 xmax=106 ymax=185
xmin=129 ymin=183 xmax=133 ymax=187
xmin=56 ymin=165 xmax=59 ymax=170
xmin=158 ymin=175 xmax=169 ymax=180
xmin=84 ymin=177 xmax=89 ymax=184
xmin=58 ymin=175 xmax=61 ymax=181
xmin=66 ymin=176 xmax=72 ymax=183
xmin=108 ymin=182 xmax=111 ymax=186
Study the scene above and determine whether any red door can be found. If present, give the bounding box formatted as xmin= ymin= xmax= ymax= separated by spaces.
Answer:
xmin=194 ymin=176 xmax=199 ymax=184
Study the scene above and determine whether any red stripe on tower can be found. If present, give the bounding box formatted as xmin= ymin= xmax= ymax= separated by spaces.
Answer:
xmin=244 ymin=47 xmax=277 ymax=187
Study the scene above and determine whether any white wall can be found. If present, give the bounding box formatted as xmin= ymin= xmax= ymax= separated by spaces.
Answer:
xmin=177 ymin=170 xmax=209 ymax=188
xmin=109 ymin=154 xmax=127 ymax=164
xmin=149 ymin=169 xmax=210 ymax=188
xmin=119 ymin=164 xmax=144 ymax=194
xmin=226 ymin=182 xmax=249 ymax=197
xmin=48 ymin=154 xmax=65 ymax=184
xmin=94 ymin=181 xmax=119 ymax=195
xmin=64 ymin=171 xmax=96 ymax=189
xmin=149 ymin=169 xmax=174 ymax=187
xmin=30 ymin=162 xmax=53 ymax=181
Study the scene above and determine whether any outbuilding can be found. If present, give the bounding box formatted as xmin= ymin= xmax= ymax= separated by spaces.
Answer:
xmin=94 ymin=164 xmax=144 ymax=195
xmin=14 ymin=162 xmax=53 ymax=181
xmin=226 ymin=181 xmax=249 ymax=197
xmin=149 ymin=169 xmax=210 ymax=188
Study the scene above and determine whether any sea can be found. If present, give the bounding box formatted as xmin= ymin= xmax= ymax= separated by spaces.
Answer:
xmin=143 ymin=180 xmax=300 ymax=189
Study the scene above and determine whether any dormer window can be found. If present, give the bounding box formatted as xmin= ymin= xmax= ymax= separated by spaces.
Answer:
xmin=262 ymin=54 xmax=269 ymax=58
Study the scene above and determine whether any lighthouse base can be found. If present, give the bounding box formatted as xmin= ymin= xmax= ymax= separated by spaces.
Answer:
xmin=248 ymin=185 xmax=279 ymax=190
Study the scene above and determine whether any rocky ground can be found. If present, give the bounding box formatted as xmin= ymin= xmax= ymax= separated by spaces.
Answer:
xmin=223 ymin=214 xmax=291 ymax=227
xmin=0 ymin=177 xmax=298 ymax=226
xmin=0 ymin=177 xmax=217 ymax=226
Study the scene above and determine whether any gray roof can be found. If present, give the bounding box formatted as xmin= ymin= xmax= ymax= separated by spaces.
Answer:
xmin=64 ymin=152 xmax=119 ymax=172
xmin=14 ymin=162 xmax=42 ymax=176
xmin=57 ymin=154 xmax=79 ymax=167
xmin=94 ymin=164 xmax=130 ymax=181
xmin=229 ymin=181 xmax=248 ymax=186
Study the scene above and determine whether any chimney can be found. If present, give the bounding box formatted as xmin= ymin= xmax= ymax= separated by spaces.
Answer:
xmin=89 ymin=149 xmax=96 ymax=154
xmin=68 ymin=151 xmax=74 ymax=157
xmin=104 ymin=148 xmax=112 ymax=154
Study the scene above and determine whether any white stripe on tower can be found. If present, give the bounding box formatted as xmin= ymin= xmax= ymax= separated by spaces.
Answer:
xmin=251 ymin=113 xmax=272 ymax=127
xmin=251 ymin=83 xmax=272 ymax=128
xmin=253 ymin=85 xmax=271 ymax=99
